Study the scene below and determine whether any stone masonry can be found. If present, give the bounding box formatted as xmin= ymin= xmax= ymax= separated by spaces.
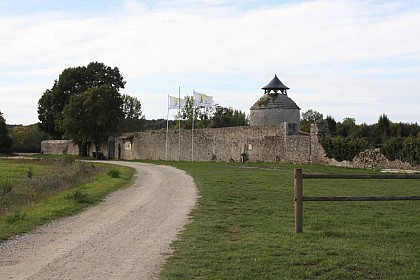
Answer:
xmin=41 ymin=122 xmax=419 ymax=170
xmin=117 ymin=123 xmax=311 ymax=163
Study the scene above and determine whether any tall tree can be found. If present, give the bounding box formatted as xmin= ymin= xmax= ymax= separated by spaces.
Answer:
xmin=10 ymin=124 xmax=45 ymax=153
xmin=325 ymin=115 xmax=337 ymax=135
xmin=37 ymin=89 xmax=58 ymax=138
xmin=63 ymin=85 xmax=124 ymax=156
xmin=38 ymin=62 xmax=125 ymax=139
xmin=390 ymin=122 xmax=420 ymax=138
xmin=143 ymin=119 xmax=174 ymax=130
xmin=211 ymin=106 xmax=248 ymax=128
xmin=300 ymin=109 xmax=324 ymax=132
xmin=121 ymin=94 xmax=145 ymax=132
xmin=177 ymin=97 xmax=249 ymax=129
xmin=377 ymin=113 xmax=391 ymax=143
xmin=179 ymin=96 xmax=201 ymax=129
xmin=336 ymin=117 xmax=357 ymax=138
xmin=178 ymin=95 xmax=216 ymax=129
xmin=0 ymin=111 xmax=13 ymax=154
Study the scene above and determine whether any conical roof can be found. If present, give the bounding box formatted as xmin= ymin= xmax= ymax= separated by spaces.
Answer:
xmin=250 ymin=94 xmax=300 ymax=110
xmin=262 ymin=75 xmax=289 ymax=94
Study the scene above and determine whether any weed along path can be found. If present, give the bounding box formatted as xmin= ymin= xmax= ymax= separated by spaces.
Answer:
xmin=0 ymin=161 xmax=197 ymax=280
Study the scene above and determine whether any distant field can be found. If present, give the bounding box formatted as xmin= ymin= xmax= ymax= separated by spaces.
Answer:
xmin=0 ymin=157 xmax=135 ymax=241
xmin=156 ymin=161 xmax=420 ymax=279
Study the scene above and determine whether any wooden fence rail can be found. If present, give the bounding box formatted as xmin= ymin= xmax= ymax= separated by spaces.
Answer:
xmin=294 ymin=168 xmax=420 ymax=233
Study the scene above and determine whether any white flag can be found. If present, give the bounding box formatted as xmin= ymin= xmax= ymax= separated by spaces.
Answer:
xmin=168 ymin=95 xmax=186 ymax=110
xmin=193 ymin=90 xmax=214 ymax=107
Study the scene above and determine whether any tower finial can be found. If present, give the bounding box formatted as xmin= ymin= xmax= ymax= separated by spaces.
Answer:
xmin=261 ymin=75 xmax=289 ymax=94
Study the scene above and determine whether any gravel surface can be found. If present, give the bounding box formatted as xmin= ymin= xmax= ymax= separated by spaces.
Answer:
xmin=0 ymin=161 xmax=197 ymax=279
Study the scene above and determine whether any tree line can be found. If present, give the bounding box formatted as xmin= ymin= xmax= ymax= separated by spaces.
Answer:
xmin=301 ymin=109 xmax=420 ymax=164
xmin=2 ymin=61 xmax=417 ymax=161
xmin=175 ymin=95 xmax=249 ymax=129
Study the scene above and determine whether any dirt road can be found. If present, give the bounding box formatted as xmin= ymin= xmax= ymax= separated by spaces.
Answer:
xmin=0 ymin=161 xmax=197 ymax=279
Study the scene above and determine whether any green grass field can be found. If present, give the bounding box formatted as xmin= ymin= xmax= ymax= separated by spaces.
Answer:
xmin=157 ymin=161 xmax=420 ymax=279
xmin=1 ymin=158 xmax=419 ymax=278
xmin=0 ymin=157 xmax=135 ymax=241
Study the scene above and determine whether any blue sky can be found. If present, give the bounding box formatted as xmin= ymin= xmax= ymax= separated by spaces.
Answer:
xmin=1 ymin=0 xmax=420 ymax=125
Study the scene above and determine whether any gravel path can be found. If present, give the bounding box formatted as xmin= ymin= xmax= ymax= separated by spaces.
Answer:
xmin=0 ymin=161 xmax=197 ymax=279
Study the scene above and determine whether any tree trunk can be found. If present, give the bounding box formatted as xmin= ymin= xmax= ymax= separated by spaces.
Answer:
xmin=78 ymin=142 xmax=88 ymax=157
xmin=95 ymin=143 xmax=101 ymax=159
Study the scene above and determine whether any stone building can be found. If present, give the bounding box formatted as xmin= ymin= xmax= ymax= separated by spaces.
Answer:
xmin=250 ymin=75 xmax=300 ymax=130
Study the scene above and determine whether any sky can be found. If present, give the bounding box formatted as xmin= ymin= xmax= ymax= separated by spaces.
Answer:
xmin=1 ymin=0 xmax=420 ymax=125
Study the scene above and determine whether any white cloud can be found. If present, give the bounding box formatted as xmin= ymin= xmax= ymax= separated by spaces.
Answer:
xmin=1 ymin=0 xmax=420 ymax=125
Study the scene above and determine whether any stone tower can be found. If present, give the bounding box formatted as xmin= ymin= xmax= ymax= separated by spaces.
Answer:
xmin=250 ymin=75 xmax=300 ymax=130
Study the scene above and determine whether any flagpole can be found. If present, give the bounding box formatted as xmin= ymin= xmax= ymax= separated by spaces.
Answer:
xmin=190 ymin=90 xmax=214 ymax=162
xmin=178 ymin=86 xmax=181 ymax=161
xmin=166 ymin=95 xmax=169 ymax=161
xmin=191 ymin=90 xmax=194 ymax=162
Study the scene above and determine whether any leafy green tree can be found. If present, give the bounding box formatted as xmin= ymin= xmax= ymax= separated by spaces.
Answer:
xmin=63 ymin=85 xmax=124 ymax=157
xmin=325 ymin=115 xmax=336 ymax=135
xmin=198 ymin=106 xmax=214 ymax=128
xmin=390 ymin=122 xmax=420 ymax=138
xmin=121 ymin=94 xmax=145 ymax=132
xmin=336 ymin=117 xmax=357 ymax=138
xmin=0 ymin=111 xmax=13 ymax=154
xmin=300 ymin=109 xmax=323 ymax=132
xmin=37 ymin=89 xmax=58 ymax=138
xmin=62 ymin=94 xmax=90 ymax=155
xmin=178 ymin=96 xmax=249 ymax=129
xmin=10 ymin=124 xmax=45 ymax=153
xmin=350 ymin=123 xmax=370 ymax=140
xmin=143 ymin=119 xmax=175 ymax=130
xmin=178 ymin=96 xmax=203 ymax=129
xmin=211 ymin=106 xmax=248 ymax=128
xmin=38 ymin=62 xmax=125 ymax=139
xmin=377 ymin=114 xmax=391 ymax=143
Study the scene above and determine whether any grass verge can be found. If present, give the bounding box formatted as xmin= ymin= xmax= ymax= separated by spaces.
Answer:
xmin=0 ymin=158 xmax=135 ymax=241
xmin=156 ymin=161 xmax=420 ymax=279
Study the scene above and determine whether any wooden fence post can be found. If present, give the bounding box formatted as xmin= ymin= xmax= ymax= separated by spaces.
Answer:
xmin=294 ymin=168 xmax=303 ymax=233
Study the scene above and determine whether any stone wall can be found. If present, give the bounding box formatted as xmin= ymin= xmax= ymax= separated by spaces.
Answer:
xmin=41 ymin=139 xmax=114 ymax=158
xmin=117 ymin=124 xmax=311 ymax=163
xmin=41 ymin=140 xmax=79 ymax=155
xmin=309 ymin=121 xmax=331 ymax=164
xmin=41 ymin=123 xmax=420 ymax=170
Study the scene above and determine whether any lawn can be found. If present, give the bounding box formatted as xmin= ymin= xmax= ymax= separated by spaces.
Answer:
xmin=0 ymin=157 xmax=135 ymax=241
xmin=157 ymin=161 xmax=420 ymax=279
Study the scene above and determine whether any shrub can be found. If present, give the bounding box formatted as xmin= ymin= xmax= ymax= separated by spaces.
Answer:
xmin=1 ymin=179 xmax=14 ymax=195
xmin=401 ymin=137 xmax=420 ymax=165
xmin=27 ymin=167 xmax=33 ymax=179
xmin=381 ymin=137 xmax=420 ymax=165
xmin=381 ymin=137 xmax=404 ymax=161
xmin=5 ymin=210 xmax=26 ymax=224
xmin=321 ymin=136 xmax=370 ymax=162
xmin=107 ymin=168 xmax=121 ymax=178
xmin=65 ymin=190 xmax=90 ymax=204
